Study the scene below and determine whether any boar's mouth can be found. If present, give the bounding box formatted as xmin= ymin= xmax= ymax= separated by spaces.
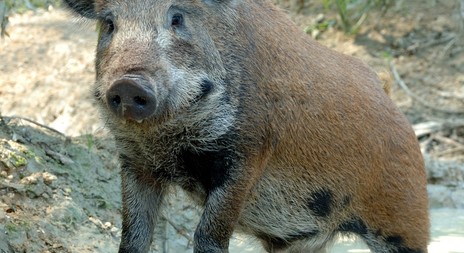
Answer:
xmin=192 ymin=79 xmax=214 ymax=103
xmin=105 ymin=76 xmax=157 ymax=122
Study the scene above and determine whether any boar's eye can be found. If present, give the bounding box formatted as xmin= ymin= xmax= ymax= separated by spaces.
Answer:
xmin=171 ymin=13 xmax=184 ymax=28
xmin=103 ymin=16 xmax=115 ymax=35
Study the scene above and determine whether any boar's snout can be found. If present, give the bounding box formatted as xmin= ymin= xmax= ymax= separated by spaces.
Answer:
xmin=106 ymin=77 xmax=156 ymax=122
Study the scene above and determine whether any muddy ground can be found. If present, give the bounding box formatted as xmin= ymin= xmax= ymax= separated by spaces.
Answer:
xmin=0 ymin=1 xmax=464 ymax=252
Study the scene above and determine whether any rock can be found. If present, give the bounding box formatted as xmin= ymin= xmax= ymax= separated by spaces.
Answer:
xmin=0 ymin=235 xmax=14 ymax=253
xmin=427 ymin=185 xmax=454 ymax=208
xmin=47 ymin=200 xmax=86 ymax=227
xmin=425 ymin=155 xmax=464 ymax=184
xmin=450 ymin=187 xmax=464 ymax=208
xmin=42 ymin=172 xmax=57 ymax=185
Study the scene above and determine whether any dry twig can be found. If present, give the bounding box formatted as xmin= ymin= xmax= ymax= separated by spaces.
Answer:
xmin=0 ymin=116 xmax=66 ymax=137
xmin=434 ymin=146 xmax=464 ymax=157
xmin=438 ymin=91 xmax=464 ymax=100
xmin=413 ymin=121 xmax=464 ymax=138
xmin=418 ymin=34 xmax=455 ymax=50
xmin=440 ymin=0 xmax=464 ymax=57
xmin=413 ymin=121 xmax=444 ymax=137
xmin=164 ymin=216 xmax=194 ymax=246
xmin=432 ymin=134 xmax=464 ymax=148
xmin=390 ymin=61 xmax=464 ymax=114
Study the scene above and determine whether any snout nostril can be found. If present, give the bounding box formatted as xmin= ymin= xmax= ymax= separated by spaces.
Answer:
xmin=133 ymin=96 xmax=147 ymax=106
xmin=111 ymin=95 xmax=122 ymax=106
xmin=106 ymin=77 xmax=157 ymax=121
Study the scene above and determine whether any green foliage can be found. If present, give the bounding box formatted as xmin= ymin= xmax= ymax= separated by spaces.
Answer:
xmin=304 ymin=18 xmax=337 ymax=39
xmin=9 ymin=152 xmax=27 ymax=167
xmin=322 ymin=0 xmax=392 ymax=34
xmin=4 ymin=0 xmax=60 ymax=13
xmin=1 ymin=0 xmax=61 ymax=37
xmin=1 ymin=1 xmax=8 ymax=37
xmin=85 ymin=134 xmax=94 ymax=151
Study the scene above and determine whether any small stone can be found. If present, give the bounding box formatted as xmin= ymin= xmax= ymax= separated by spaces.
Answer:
xmin=20 ymin=173 xmax=41 ymax=185
xmin=103 ymin=222 xmax=112 ymax=229
xmin=42 ymin=172 xmax=57 ymax=185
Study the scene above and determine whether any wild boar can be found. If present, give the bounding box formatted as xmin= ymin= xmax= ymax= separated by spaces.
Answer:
xmin=63 ymin=0 xmax=429 ymax=252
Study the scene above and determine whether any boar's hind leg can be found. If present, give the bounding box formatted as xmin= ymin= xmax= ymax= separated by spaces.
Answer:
xmin=339 ymin=217 xmax=427 ymax=253
xmin=363 ymin=235 xmax=427 ymax=253
xmin=118 ymin=161 xmax=166 ymax=253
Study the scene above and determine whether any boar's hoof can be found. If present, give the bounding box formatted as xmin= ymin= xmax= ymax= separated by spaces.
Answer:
xmin=106 ymin=77 xmax=156 ymax=121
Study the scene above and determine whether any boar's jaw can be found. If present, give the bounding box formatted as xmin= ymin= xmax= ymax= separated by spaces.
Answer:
xmin=105 ymin=76 xmax=157 ymax=122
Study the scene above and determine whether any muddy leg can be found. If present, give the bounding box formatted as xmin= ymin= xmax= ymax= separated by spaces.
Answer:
xmin=118 ymin=163 xmax=166 ymax=253
xmin=193 ymin=157 xmax=269 ymax=253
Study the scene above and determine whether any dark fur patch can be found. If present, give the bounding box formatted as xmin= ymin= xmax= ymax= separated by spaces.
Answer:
xmin=258 ymin=230 xmax=319 ymax=251
xmin=200 ymin=79 xmax=214 ymax=96
xmin=193 ymin=79 xmax=214 ymax=102
xmin=261 ymin=235 xmax=289 ymax=251
xmin=180 ymin=148 xmax=235 ymax=194
xmin=359 ymin=229 xmax=422 ymax=253
xmin=385 ymin=235 xmax=423 ymax=253
xmin=386 ymin=235 xmax=403 ymax=246
xmin=396 ymin=248 xmax=423 ymax=253
xmin=307 ymin=189 xmax=333 ymax=217
xmin=342 ymin=195 xmax=351 ymax=207
xmin=338 ymin=217 xmax=368 ymax=235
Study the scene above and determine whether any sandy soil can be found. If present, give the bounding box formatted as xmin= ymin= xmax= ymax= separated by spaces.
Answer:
xmin=0 ymin=1 xmax=463 ymax=252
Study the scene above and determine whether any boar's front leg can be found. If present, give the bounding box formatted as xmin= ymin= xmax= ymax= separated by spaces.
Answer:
xmin=193 ymin=152 xmax=269 ymax=253
xmin=118 ymin=157 xmax=166 ymax=253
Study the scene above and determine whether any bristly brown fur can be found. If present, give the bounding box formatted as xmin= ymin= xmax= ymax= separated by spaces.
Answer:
xmin=64 ymin=0 xmax=429 ymax=252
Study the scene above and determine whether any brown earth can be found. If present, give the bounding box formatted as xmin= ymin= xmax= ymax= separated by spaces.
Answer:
xmin=0 ymin=1 xmax=463 ymax=252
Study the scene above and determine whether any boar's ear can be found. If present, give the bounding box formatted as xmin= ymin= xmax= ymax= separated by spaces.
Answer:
xmin=63 ymin=0 xmax=97 ymax=19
